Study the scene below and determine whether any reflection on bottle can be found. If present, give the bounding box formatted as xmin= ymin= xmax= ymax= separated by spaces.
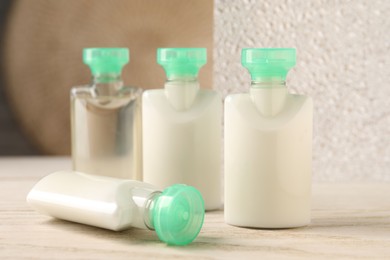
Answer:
xmin=71 ymin=48 xmax=142 ymax=179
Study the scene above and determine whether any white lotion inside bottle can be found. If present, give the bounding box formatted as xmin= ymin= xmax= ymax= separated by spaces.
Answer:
xmin=250 ymin=80 xmax=287 ymax=117
xmin=143 ymin=48 xmax=222 ymax=210
xmin=164 ymin=79 xmax=199 ymax=111
xmin=27 ymin=171 xmax=205 ymax=245
xmin=224 ymin=48 xmax=312 ymax=228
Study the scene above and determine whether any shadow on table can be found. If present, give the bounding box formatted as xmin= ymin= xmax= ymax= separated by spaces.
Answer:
xmin=44 ymin=218 xmax=221 ymax=249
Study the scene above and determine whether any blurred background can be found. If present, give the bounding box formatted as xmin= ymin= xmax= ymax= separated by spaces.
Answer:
xmin=0 ymin=0 xmax=389 ymax=181
xmin=0 ymin=1 xmax=37 ymax=155
xmin=0 ymin=0 xmax=213 ymax=155
xmin=215 ymin=0 xmax=389 ymax=181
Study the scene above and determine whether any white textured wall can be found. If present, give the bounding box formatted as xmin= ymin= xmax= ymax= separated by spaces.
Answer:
xmin=214 ymin=0 xmax=390 ymax=181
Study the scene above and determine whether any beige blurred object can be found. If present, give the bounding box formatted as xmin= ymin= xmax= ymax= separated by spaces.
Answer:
xmin=3 ymin=0 xmax=213 ymax=155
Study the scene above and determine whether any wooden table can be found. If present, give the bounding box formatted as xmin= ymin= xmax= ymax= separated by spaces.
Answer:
xmin=1 ymin=157 xmax=389 ymax=259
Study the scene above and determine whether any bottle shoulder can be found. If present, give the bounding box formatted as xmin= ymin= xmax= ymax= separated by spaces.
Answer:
xmin=225 ymin=93 xmax=312 ymax=130
xmin=143 ymin=88 xmax=219 ymax=98
xmin=71 ymin=85 xmax=142 ymax=99
xmin=225 ymin=92 xmax=311 ymax=110
xmin=71 ymin=84 xmax=90 ymax=97
xmin=142 ymin=88 xmax=221 ymax=121
xmin=143 ymin=88 xmax=220 ymax=105
xmin=225 ymin=92 xmax=310 ymax=102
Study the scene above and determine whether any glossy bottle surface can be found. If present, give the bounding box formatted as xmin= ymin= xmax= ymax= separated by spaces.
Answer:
xmin=225 ymin=88 xmax=312 ymax=228
xmin=71 ymin=84 xmax=142 ymax=179
xmin=224 ymin=48 xmax=312 ymax=228
xmin=143 ymin=86 xmax=221 ymax=210
xmin=27 ymin=171 xmax=206 ymax=245
xmin=143 ymin=48 xmax=222 ymax=210
xmin=27 ymin=171 xmax=156 ymax=230
xmin=71 ymin=48 xmax=142 ymax=180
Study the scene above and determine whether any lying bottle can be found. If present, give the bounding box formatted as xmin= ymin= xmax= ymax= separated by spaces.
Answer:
xmin=224 ymin=48 xmax=313 ymax=228
xmin=142 ymin=48 xmax=221 ymax=210
xmin=27 ymin=171 xmax=205 ymax=246
xmin=71 ymin=48 xmax=142 ymax=179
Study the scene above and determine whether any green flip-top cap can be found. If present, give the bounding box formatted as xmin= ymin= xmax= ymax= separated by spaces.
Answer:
xmin=242 ymin=48 xmax=296 ymax=81
xmin=152 ymin=184 xmax=205 ymax=246
xmin=83 ymin=48 xmax=129 ymax=75
xmin=157 ymin=48 xmax=207 ymax=78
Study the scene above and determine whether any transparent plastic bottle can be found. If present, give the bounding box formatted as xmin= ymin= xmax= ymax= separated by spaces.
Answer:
xmin=142 ymin=48 xmax=221 ymax=210
xmin=27 ymin=171 xmax=205 ymax=246
xmin=224 ymin=48 xmax=313 ymax=228
xmin=71 ymin=48 xmax=142 ymax=179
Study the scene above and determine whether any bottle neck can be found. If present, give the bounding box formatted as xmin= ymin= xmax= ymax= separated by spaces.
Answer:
xmin=91 ymin=73 xmax=124 ymax=96
xmin=250 ymin=78 xmax=288 ymax=117
xmin=164 ymin=77 xmax=199 ymax=111
xmin=251 ymin=76 xmax=286 ymax=87
xmin=143 ymin=191 xmax=162 ymax=230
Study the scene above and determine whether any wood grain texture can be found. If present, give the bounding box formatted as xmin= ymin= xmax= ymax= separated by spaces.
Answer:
xmin=1 ymin=157 xmax=390 ymax=259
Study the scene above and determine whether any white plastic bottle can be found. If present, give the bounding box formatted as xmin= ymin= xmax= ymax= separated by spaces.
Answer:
xmin=142 ymin=48 xmax=221 ymax=210
xmin=27 ymin=171 xmax=204 ymax=245
xmin=71 ymin=48 xmax=142 ymax=180
xmin=224 ymin=48 xmax=313 ymax=228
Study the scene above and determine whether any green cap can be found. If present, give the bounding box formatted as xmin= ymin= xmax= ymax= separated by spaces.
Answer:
xmin=157 ymin=48 xmax=207 ymax=78
xmin=83 ymin=48 xmax=129 ymax=75
xmin=152 ymin=184 xmax=205 ymax=246
xmin=242 ymin=48 xmax=296 ymax=81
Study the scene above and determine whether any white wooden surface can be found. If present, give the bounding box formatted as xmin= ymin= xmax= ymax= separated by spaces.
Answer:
xmin=1 ymin=157 xmax=390 ymax=259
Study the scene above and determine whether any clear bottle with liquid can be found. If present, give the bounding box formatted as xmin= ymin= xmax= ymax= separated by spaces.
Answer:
xmin=142 ymin=48 xmax=221 ymax=210
xmin=27 ymin=171 xmax=205 ymax=245
xmin=71 ymin=48 xmax=142 ymax=179
xmin=224 ymin=48 xmax=313 ymax=228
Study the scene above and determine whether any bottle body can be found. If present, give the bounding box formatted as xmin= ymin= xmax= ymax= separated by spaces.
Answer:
xmin=224 ymin=88 xmax=312 ymax=228
xmin=142 ymin=86 xmax=222 ymax=210
xmin=27 ymin=171 xmax=157 ymax=231
xmin=71 ymin=84 xmax=142 ymax=180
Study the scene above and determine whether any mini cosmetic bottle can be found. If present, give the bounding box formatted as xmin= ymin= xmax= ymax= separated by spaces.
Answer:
xmin=224 ymin=48 xmax=313 ymax=228
xmin=142 ymin=48 xmax=221 ymax=210
xmin=27 ymin=171 xmax=204 ymax=245
xmin=71 ymin=48 xmax=142 ymax=179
